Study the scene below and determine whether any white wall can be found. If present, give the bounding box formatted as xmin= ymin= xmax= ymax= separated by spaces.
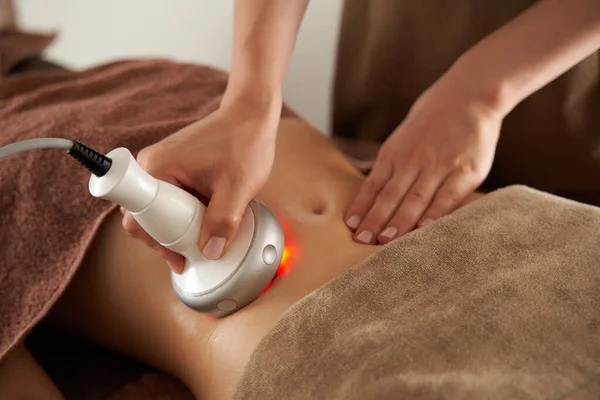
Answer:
xmin=15 ymin=0 xmax=343 ymax=135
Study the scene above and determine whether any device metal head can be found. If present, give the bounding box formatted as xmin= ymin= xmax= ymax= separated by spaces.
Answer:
xmin=170 ymin=200 xmax=285 ymax=318
xmin=87 ymin=147 xmax=285 ymax=318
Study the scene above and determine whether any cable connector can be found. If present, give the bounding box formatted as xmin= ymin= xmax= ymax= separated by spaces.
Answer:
xmin=67 ymin=141 xmax=112 ymax=177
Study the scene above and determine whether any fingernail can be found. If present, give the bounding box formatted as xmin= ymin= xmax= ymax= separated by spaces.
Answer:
xmin=380 ymin=226 xmax=398 ymax=240
xmin=119 ymin=206 xmax=126 ymax=214
xmin=203 ymin=236 xmax=226 ymax=260
xmin=346 ymin=215 xmax=360 ymax=229
xmin=355 ymin=230 xmax=373 ymax=244
xmin=421 ymin=218 xmax=433 ymax=227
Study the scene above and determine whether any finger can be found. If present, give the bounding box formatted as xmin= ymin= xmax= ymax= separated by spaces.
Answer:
xmin=200 ymin=176 xmax=254 ymax=260
xmin=122 ymin=211 xmax=185 ymax=273
xmin=344 ymin=160 xmax=393 ymax=232
xmin=347 ymin=157 xmax=375 ymax=174
xmin=352 ymin=166 xmax=418 ymax=245
xmin=122 ymin=210 xmax=153 ymax=242
xmin=157 ymin=247 xmax=186 ymax=274
xmin=418 ymin=170 xmax=479 ymax=228
xmin=378 ymin=170 xmax=446 ymax=244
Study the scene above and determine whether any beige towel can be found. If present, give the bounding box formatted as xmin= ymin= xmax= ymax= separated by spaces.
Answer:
xmin=234 ymin=186 xmax=600 ymax=400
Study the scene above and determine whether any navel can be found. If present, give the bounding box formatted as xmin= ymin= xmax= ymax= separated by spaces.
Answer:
xmin=311 ymin=198 xmax=328 ymax=216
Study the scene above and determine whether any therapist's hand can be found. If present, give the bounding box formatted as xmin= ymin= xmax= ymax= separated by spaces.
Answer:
xmin=344 ymin=74 xmax=502 ymax=245
xmin=122 ymin=94 xmax=281 ymax=273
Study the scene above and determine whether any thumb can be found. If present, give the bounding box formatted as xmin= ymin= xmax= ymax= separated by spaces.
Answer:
xmin=199 ymin=178 xmax=253 ymax=260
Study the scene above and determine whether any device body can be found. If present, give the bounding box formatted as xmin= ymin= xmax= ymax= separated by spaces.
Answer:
xmin=88 ymin=148 xmax=284 ymax=318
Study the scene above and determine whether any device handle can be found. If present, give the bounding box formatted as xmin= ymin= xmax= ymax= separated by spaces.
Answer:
xmin=89 ymin=147 xmax=209 ymax=247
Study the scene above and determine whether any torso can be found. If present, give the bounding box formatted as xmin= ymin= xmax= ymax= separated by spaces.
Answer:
xmin=202 ymin=119 xmax=381 ymax=398
xmin=50 ymin=117 xmax=485 ymax=399
xmin=49 ymin=118 xmax=381 ymax=400
xmin=201 ymin=118 xmax=482 ymax=399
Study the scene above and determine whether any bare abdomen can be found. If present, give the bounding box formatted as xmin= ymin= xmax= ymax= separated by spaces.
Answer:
xmin=204 ymin=119 xmax=380 ymax=398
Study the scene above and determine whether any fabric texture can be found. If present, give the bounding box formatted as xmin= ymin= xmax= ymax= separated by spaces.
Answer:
xmin=0 ymin=38 xmax=295 ymax=398
xmin=233 ymin=185 xmax=600 ymax=400
xmin=333 ymin=0 xmax=600 ymax=203
xmin=106 ymin=374 xmax=195 ymax=400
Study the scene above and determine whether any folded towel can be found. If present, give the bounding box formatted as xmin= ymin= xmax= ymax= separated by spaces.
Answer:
xmin=234 ymin=186 xmax=600 ymax=400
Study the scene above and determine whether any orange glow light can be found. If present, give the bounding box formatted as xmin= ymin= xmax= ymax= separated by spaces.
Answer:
xmin=278 ymin=247 xmax=292 ymax=275
xmin=258 ymin=241 xmax=296 ymax=297
xmin=258 ymin=215 xmax=296 ymax=297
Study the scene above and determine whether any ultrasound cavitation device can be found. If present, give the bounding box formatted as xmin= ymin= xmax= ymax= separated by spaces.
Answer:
xmin=0 ymin=139 xmax=285 ymax=318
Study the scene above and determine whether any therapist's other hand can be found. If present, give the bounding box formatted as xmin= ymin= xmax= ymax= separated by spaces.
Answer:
xmin=344 ymin=75 xmax=502 ymax=245
xmin=122 ymin=95 xmax=281 ymax=273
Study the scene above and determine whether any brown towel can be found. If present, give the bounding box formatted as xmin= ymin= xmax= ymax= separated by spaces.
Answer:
xmin=0 ymin=53 xmax=295 ymax=370
xmin=233 ymin=186 xmax=600 ymax=400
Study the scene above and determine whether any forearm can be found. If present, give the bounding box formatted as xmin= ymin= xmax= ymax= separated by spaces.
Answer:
xmin=448 ymin=0 xmax=600 ymax=117
xmin=0 ymin=0 xmax=16 ymax=30
xmin=224 ymin=0 xmax=309 ymax=107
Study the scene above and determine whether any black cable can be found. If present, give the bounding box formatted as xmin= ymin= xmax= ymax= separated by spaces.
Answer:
xmin=0 ymin=138 xmax=112 ymax=177
xmin=67 ymin=141 xmax=112 ymax=177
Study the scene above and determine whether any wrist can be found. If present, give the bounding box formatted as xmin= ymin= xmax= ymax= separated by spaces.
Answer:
xmin=221 ymin=77 xmax=282 ymax=115
xmin=220 ymin=79 xmax=283 ymax=140
xmin=445 ymin=51 xmax=517 ymax=119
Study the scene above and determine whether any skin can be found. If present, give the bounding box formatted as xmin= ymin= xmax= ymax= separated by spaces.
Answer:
xmin=127 ymin=0 xmax=600 ymax=267
xmin=0 ymin=344 xmax=64 ymax=400
xmin=0 ymin=0 xmax=16 ymax=30
xmin=121 ymin=0 xmax=311 ymax=267
xmin=346 ymin=0 xmax=600 ymax=245
xmin=39 ymin=118 xmax=483 ymax=400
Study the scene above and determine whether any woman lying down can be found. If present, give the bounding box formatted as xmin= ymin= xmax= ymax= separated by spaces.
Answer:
xmin=2 ymin=59 xmax=600 ymax=400
xmin=0 ymin=55 xmax=489 ymax=399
